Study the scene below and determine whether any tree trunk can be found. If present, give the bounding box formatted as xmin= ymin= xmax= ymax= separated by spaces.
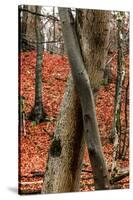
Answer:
xmin=42 ymin=8 xmax=111 ymax=193
xmin=28 ymin=6 xmax=46 ymax=123
xmin=42 ymin=74 xmax=84 ymax=193
xmin=76 ymin=9 xmax=111 ymax=95
xmin=58 ymin=7 xmax=110 ymax=190
xmin=111 ymin=13 xmax=126 ymax=173
xmin=121 ymin=80 xmax=129 ymax=160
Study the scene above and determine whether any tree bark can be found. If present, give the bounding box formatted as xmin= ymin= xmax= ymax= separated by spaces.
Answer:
xmin=121 ymin=80 xmax=129 ymax=160
xmin=42 ymin=74 xmax=84 ymax=193
xmin=42 ymin=8 xmax=111 ymax=193
xmin=28 ymin=6 xmax=46 ymax=123
xmin=58 ymin=7 xmax=110 ymax=190
xmin=111 ymin=13 xmax=126 ymax=173
xmin=76 ymin=9 xmax=111 ymax=94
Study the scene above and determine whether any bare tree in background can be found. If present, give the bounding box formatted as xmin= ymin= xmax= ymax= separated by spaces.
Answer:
xmin=28 ymin=6 xmax=46 ymax=123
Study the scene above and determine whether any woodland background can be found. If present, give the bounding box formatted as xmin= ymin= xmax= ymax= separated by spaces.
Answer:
xmin=0 ymin=1 xmax=132 ymax=200
xmin=18 ymin=5 xmax=129 ymax=195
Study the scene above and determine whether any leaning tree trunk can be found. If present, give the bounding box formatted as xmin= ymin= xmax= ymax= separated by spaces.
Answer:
xmin=42 ymin=8 xmax=111 ymax=193
xmin=42 ymin=74 xmax=84 ymax=193
xmin=29 ymin=6 xmax=46 ymax=123
xmin=58 ymin=7 xmax=110 ymax=190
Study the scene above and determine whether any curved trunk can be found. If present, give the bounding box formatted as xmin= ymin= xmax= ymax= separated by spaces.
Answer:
xmin=42 ymin=8 xmax=111 ymax=193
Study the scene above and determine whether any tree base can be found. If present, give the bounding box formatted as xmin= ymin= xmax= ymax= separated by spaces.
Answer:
xmin=27 ymin=104 xmax=47 ymax=124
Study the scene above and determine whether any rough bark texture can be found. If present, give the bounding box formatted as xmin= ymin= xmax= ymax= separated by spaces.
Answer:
xmin=28 ymin=6 xmax=46 ymax=123
xmin=42 ymin=8 xmax=111 ymax=193
xmin=121 ymin=80 xmax=129 ymax=160
xmin=76 ymin=9 xmax=111 ymax=95
xmin=42 ymin=74 xmax=84 ymax=193
xmin=111 ymin=13 xmax=126 ymax=173
xmin=58 ymin=7 xmax=110 ymax=190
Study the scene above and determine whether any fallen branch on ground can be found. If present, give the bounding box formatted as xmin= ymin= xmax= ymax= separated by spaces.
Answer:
xmin=111 ymin=171 xmax=129 ymax=184
xmin=19 ymin=189 xmax=41 ymax=195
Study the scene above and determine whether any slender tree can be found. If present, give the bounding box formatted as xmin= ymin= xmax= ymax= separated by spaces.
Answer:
xmin=121 ymin=80 xmax=129 ymax=160
xmin=111 ymin=12 xmax=126 ymax=174
xmin=42 ymin=8 xmax=111 ymax=193
xmin=29 ymin=6 xmax=46 ymax=123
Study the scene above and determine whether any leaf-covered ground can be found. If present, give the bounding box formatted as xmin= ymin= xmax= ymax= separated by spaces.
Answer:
xmin=19 ymin=51 xmax=129 ymax=194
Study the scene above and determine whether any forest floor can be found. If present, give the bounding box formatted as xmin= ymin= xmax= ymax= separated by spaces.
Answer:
xmin=19 ymin=51 xmax=129 ymax=194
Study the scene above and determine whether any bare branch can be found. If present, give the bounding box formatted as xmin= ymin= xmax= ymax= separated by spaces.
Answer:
xmin=111 ymin=171 xmax=129 ymax=184
xmin=19 ymin=7 xmax=59 ymax=21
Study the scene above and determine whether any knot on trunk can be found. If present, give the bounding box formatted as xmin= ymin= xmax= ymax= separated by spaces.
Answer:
xmin=84 ymin=114 xmax=91 ymax=122
xmin=50 ymin=138 xmax=62 ymax=157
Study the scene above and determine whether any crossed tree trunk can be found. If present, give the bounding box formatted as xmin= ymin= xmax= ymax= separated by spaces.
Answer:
xmin=42 ymin=8 xmax=111 ymax=193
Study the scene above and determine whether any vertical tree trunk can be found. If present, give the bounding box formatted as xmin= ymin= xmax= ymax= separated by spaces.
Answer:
xmin=120 ymin=80 xmax=129 ymax=160
xmin=111 ymin=12 xmax=126 ymax=173
xmin=76 ymin=9 xmax=111 ymax=95
xmin=42 ymin=8 xmax=111 ymax=193
xmin=29 ymin=6 xmax=46 ymax=123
